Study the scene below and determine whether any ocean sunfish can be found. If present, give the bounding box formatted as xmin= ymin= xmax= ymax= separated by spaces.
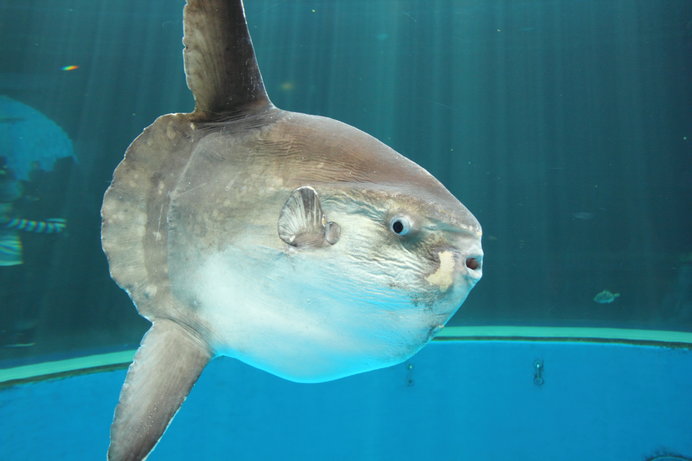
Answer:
xmin=101 ymin=1 xmax=483 ymax=459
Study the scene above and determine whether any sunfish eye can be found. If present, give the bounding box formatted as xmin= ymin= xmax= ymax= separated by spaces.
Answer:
xmin=389 ymin=215 xmax=412 ymax=236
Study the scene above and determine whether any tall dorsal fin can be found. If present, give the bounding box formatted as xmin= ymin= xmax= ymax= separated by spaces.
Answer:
xmin=183 ymin=0 xmax=271 ymax=118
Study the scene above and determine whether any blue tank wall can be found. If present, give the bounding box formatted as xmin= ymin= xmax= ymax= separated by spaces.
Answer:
xmin=1 ymin=0 xmax=690 ymax=365
xmin=1 ymin=340 xmax=690 ymax=460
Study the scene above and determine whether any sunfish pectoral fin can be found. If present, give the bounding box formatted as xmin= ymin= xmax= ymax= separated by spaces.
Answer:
xmin=278 ymin=186 xmax=341 ymax=247
xmin=108 ymin=320 xmax=211 ymax=461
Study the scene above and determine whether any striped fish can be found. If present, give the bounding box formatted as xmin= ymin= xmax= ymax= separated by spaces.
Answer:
xmin=0 ymin=218 xmax=66 ymax=266
xmin=0 ymin=217 xmax=66 ymax=233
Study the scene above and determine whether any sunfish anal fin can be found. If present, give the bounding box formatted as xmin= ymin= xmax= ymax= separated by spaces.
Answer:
xmin=108 ymin=320 xmax=211 ymax=461
xmin=278 ymin=186 xmax=341 ymax=248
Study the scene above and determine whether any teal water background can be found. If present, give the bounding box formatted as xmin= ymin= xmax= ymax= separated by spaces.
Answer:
xmin=0 ymin=0 xmax=690 ymax=361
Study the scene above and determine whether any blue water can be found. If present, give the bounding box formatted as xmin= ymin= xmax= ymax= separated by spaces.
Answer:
xmin=1 ymin=340 xmax=690 ymax=460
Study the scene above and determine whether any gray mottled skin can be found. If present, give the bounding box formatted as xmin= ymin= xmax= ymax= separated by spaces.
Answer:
xmin=101 ymin=1 xmax=483 ymax=460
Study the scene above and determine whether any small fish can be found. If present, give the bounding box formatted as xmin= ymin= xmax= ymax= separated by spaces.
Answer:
xmin=60 ymin=65 xmax=79 ymax=71
xmin=593 ymin=290 xmax=620 ymax=304
xmin=572 ymin=211 xmax=595 ymax=221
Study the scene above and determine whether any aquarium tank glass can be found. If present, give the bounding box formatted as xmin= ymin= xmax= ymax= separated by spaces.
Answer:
xmin=1 ymin=0 xmax=689 ymax=361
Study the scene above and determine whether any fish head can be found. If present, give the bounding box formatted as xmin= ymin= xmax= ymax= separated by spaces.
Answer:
xmin=282 ymin=112 xmax=484 ymax=320
xmin=322 ymin=181 xmax=483 ymax=323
